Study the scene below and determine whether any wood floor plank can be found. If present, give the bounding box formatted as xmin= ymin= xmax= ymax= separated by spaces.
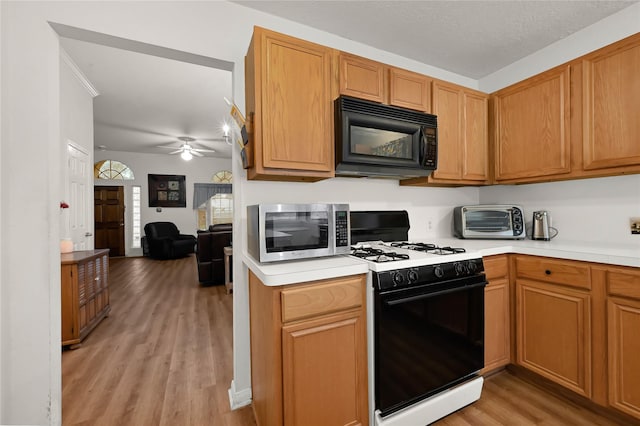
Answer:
xmin=63 ymin=255 xmax=631 ymax=426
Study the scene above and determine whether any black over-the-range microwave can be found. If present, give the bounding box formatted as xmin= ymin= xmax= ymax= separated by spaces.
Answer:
xmin=335 ymin=95 xmax=438 ymax=178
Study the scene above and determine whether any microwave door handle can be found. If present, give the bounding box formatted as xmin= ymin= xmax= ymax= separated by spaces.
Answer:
xmin=420 ymin=127 xmax=428 ymax=166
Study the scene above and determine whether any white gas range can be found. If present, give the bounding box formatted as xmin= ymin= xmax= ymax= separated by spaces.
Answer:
xmin=349 ymin=212 xmax=486 ymax=426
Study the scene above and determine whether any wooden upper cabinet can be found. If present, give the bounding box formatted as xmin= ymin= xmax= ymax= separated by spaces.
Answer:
xmin=245 ymin=27 xmax=334 ymax=181
xmin=403 ymin=81 xmax=489 ymax=186
xmin=431 ymin=81 xmax=463 ymax=181
xmin=582 ymin=39 xmax=640 ymax=170
xmin=338 ymin=52 xmax=386 ymax=103
xmin=493 ymin=65 xmax=571 ymax=182
xmin=338 ymin=53 xmax=431 ymax=112
xmin=389 ymin=67 xmax=431 ymax=112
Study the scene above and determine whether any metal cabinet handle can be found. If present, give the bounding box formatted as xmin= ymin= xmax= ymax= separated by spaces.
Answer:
xmin=85 ymin=232 xmax=93 ymax=237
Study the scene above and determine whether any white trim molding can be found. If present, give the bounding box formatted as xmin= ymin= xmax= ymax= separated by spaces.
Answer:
xmin=60 ymin=48 xmax=99 ymax=98
xmin=228 ymin=380 xmax=252 ymax=410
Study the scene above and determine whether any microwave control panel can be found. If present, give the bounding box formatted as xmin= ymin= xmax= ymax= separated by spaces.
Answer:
xmin=422 ymin=127 xmax=437 ymax=168
xmin=335 ymin=209 xmax=350 ymax=247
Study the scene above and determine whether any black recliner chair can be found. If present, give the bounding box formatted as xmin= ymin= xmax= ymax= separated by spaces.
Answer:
xmin=196 ymin=223 xmax=232 ymax=285
xmin=143 ymin=222 xmax=196 ymax=259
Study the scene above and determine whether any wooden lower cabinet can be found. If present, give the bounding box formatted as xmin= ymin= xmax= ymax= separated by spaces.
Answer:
xmin=482 ymin=255 xmax=510 ymax=374
xmin=515 ymin=256 xmax=592 ymax=398
xmin=603 ymin=266 xmax=640 ymax=418
xmin=249 ymin=271 xmax=368 ymax=426
xmin=61 ymin=249 xmax=110 ymax=347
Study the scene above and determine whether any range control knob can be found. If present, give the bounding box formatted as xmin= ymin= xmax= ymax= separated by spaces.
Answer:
xmin=434 ymin=266 xmax=444 ymax=278
xmin=467 ymin=261 xmax=478 ymax=274
xmin=407 ymin=270 xmax=419 ymax=283
xmin=454 ymin=262 xmax=467 ymax=276
xmin=392 ymin=272 xmax=404 ymax=286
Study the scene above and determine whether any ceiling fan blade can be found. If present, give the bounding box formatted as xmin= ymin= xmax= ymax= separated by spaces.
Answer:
xmin=157 ymin=145 xmax=181 ymax=149
xmin=192 ymin=148 xmax=216 ymax=153
xmin=191 ymin=150 xmax=204 ymax=157
xmin=199 ymin=137 xmax=228 ymax=142
xmin=168 ymin=150 xmax=182 ymax=155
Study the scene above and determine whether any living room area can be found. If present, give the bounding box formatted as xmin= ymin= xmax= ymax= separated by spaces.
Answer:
xmin=58 ymin=24 xmax=241 ymax=424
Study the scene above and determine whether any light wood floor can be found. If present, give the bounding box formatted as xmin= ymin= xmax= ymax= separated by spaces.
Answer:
xmin=63 ymin=256 xmax=630 ymax=426
xmin=62 ymin=255 xmax=255 ymax=426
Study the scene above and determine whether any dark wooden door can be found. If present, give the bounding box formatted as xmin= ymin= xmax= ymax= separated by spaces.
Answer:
xmin=94 ymin=186 xmax=125 ymax=256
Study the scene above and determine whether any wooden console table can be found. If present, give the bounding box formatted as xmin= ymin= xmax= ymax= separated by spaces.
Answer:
xmin=224 ymin=246 xmax=233 ymax=294
xmin=61 ymin=249 xmax=110 ymax=348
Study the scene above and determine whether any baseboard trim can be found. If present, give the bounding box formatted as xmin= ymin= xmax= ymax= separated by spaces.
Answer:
xmin=228 ymin=380 xmax=252 ymax=410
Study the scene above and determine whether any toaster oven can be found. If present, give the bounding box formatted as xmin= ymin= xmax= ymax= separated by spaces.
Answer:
xmin=453 ymin=205 xmax=526 ymax=239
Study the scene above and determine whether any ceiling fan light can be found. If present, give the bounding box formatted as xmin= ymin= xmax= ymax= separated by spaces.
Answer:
xmin=181 ymin=150 xmax=193 ymax=161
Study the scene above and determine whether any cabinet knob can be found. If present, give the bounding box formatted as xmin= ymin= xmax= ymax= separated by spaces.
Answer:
xmin=95 ymin=277 xmax=100 ymax=281
xmin=545 ymin=270 xmax=551 ymax=275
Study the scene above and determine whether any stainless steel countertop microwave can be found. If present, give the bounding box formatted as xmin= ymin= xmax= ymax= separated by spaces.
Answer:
xmin=453 ymin=205 xmax=526 ymax=239
xmin=247 ymin=203 xmax=351 ymax=262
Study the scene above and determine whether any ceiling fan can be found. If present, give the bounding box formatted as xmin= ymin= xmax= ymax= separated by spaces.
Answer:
xmin=158 ymin=136 xmax=217 ymax=161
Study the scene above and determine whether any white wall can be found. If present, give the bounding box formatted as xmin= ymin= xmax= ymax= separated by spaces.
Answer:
xmin=94 ymin=150 xmax=231 ymax=256
xmin=480 ymin=175 xmax=640 ymax=246
xmin=1 ymin=1 xmax=639 ymax=424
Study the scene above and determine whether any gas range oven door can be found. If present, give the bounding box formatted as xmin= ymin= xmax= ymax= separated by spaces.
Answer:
xmin=374 ymin=278 xmax=486 ymax=418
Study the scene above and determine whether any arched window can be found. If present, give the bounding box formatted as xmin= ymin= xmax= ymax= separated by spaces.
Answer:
xmin=94 ymin=160 xmax=135 ymax=180
xmin=212 ymin=170 xmax=232 ymax=183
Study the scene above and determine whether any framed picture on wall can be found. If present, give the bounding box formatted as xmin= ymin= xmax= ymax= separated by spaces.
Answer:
xmin=148 ymin=174 xmax=186 ymax=207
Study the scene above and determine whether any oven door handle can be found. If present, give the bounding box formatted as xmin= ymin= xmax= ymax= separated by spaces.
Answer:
xmin=383 ymin=281 xmax=487 ymax=306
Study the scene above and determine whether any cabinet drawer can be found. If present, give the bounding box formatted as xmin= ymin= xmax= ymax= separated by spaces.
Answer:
xmin=281 ymin=275 xmax=364 ymax=323
xmin=516 ymin=256 xmax=591 ymax=290
xmin=484 ymin=255 xmax=509 ymax=281
xmin=606 ymin=267 xmax=640 ymax=300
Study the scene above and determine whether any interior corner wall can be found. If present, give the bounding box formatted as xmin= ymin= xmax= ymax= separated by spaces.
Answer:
xmin=94 ymin=150 xmax=232 ymax=256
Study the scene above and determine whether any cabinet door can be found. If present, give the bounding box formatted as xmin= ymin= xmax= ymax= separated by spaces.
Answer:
xmin=431 ymin=81 xmax=462 ymax=181
xmin=484 ymin=278 xmax=510 ymax=373
xmin=516 ymin=279 xmax=592 ymax=398
xmin=494 ymin=66 xmax=571 ymax=182
xmin=462 ymin=91 xmax=489 ymax=181
xmin=389 ymin=67 xmax=430 ymax=112
xmin=608 ymin=297 xmax=640 ymax=418
xmin=339 ymin=52 xmax=385 ymax=103
xmin=582 ymin=41 xmax=640 ymax=170
xmin=282 ymin=310 xmax=368 ymax=426
xmin=248 ymin=28 xmax=334 ymax=179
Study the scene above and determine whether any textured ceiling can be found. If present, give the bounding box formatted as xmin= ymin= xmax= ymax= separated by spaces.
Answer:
xmin=234 ymin=0 xmax=637 ymax=79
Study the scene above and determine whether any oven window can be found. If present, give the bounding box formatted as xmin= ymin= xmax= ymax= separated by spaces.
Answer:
xmin=265 ymin=211 xmax=329 ymax=253
xmin=350 ymin=125 xmax=413 ymax=159
xmin=465 ymin=210 xmax=511 ymax=231
xmin=375 ymin=283 xmax=484 ymax=416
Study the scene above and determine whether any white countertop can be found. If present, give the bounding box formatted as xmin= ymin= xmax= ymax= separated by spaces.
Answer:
xmin=434 ymin=238 xmax=640 ymax=268
xmin=243 ymin=251 xmax=369 ymax=286
xmin=243 ymin=239 xmax=640 ymax=287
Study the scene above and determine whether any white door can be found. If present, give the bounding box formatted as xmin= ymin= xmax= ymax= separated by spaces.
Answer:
xmin=66 ymin=141 xmax=93 ymax=250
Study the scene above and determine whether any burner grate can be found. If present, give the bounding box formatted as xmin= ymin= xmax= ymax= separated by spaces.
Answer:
xmin=386 ymin=242 xmax=466 ymax=255
xmin=351 ymin=246 xmax=410 ymax=263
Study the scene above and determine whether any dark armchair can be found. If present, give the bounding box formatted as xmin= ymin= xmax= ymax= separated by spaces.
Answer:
xmin=143 ymin=222 xmax=196 ymax=259
xmin=196 ymin=223 xmax=232 ymax=285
